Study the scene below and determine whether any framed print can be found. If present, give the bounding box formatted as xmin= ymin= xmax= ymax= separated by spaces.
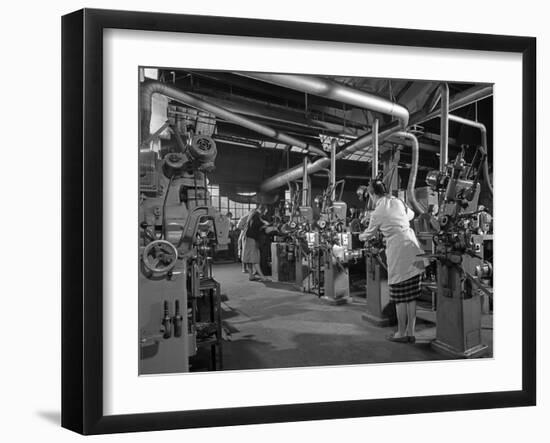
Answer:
xmin=61 ymin=8 xmax=536 ymax=435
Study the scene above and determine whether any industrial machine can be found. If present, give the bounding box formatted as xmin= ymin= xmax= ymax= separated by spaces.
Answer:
xmin=139 ymin=120 xmax=229 ymax=374
xmin=271 ymin=240 xmax=297 ymax=283
xmin=290 ymin=216 xmax=361 ymax=303
xmin=420 ymin=145 xmax=493 ymax=357
xmin=362 ymin=234 xmax=395 ymax=325
xmin=273 ymin=154 xmax=362 ymax=303
xmin=270 ymin=188 xmax=302 ymax=283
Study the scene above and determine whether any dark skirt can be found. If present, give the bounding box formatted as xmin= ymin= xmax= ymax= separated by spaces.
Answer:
xmin=389 ymin=274 xmax=422 ymax=303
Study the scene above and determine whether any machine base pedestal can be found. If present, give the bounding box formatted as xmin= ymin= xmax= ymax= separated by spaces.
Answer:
xmin=320 ymin=295 xmax=349 ymax=305
xmin=431 ymin=339 xmax=488 ymax=359
xmin=364 ymin=258 xmax=395 ymax=327
xmin=361 ymin=311 xmax=394 ymax=327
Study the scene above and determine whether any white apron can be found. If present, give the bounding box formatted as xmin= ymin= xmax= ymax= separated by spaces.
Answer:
xmin=361 ymin=196 xmax=426 ymax=285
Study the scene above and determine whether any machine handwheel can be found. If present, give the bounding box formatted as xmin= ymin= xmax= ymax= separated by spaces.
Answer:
xmin=142 ymin=240 xmax=178 ymax=274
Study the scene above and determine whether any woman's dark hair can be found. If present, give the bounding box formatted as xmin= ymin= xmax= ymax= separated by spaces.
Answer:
xmin=248 ymin=211 xmax=261 ymax=230
xmin=370 ymin=178 xmax=387 ymax=196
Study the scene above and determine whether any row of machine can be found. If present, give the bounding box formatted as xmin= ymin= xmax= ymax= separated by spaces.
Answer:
xmin=269 ymin=160 xmax=362 ymax=305
xmin=269 ymin=129 xmax=493 ymax=359
xmin=138 ymin=74 xmax=494 ymax=375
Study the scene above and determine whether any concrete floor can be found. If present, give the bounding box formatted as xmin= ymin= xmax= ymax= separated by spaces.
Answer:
xmin=212 ymin=263 xmax=493 ymax=371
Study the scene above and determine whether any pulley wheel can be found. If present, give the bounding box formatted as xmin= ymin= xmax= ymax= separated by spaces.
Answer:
xmin=190 ymin=135 xmax=217 ymax=160
xmin=142 ymin=240 xmax=178 ymax=274
xmin=162 ymin=152 xmax=186 ymax=178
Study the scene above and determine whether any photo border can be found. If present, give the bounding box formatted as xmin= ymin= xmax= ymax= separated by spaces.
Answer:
xmin=61 ymin=8 xmax=536 ymax=435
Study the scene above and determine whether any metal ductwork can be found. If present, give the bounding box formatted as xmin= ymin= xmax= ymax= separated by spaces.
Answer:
xmin=259 ymin=84 xmax=493 ymax=193
xmin=239 ymin=73 xmax=410 ymax=129
xmin=301 ymin=156 xmax=310 ymax=206
xmin=330 ymin=139 xmax=337 ymax=200
xmin=372 ymin=119 xmax=379 ymax=179
xmin=260 ymin=158 xmax=329 ymax=193
xmin=390 ymin=132 xmax=424 ymax=215
xmin=439 ymin=83 xmax=450 ymax=171
xmin=140 ymin=80 xmax=327 ymax=157
xmin=448 ymin=113 xmax=493 ymax=196
xmin=259 ymin=124 xmax=398 ymax=192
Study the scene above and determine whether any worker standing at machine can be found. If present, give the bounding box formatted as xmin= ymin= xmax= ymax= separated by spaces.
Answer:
xmin=236 ymin=209 xmax=255 ymax=273
xmin=359 ymin=179 xmax=426 ymax=343
xmin=242 ymin=206 xmax=271 ymax=282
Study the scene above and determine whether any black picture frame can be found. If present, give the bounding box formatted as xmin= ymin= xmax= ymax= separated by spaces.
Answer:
xmin=61 ymin=8 xmax=536 ymax=435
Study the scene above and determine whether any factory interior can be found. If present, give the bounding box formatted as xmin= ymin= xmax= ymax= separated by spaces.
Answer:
xmin=138 ymin=68 xmax=494 ymax=374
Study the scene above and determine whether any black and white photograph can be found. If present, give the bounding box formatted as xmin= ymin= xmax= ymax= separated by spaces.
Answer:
xmin=138 ymin=68 xmax=494 ymax=375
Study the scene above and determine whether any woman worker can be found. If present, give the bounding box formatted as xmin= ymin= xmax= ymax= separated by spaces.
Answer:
xmin=358 ymin=179 xmax=426 ymax=343
xmin=236 ymin=209 xmax=255 ymax=273
xmin=242 ymin=206 xmax=271 ymax=282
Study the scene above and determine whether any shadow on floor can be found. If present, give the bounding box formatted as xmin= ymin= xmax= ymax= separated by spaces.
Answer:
xmin=36 ymin=410 xmax=60 ymax=426
xmin=261 ymin=281 xmax=302 ymax=292
xmin=221 ymin=331 xmax=457 ymax=371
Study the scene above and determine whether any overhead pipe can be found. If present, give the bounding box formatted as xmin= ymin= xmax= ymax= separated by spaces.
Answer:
xmin=182 ymin=91 xmax=365 ymax=137
xmin=259 ymin=124 xmax=396 ymax=192
xmin=390 ymin=132 xmax=424 ymax=215
xmin=439 ymin=83 xmax=450 ymax=172
xmin=372 ymin=118 xmax=379 ymax=179
xmin=239 ymin=73 xmax=410 ymax=129
xmin=140 ymin=80 xmax=327 ymax=157
xmin=261 ymin=158 xmax=328 ymax=193
xmin=448 ymin=113 xmax=493 ymax=196
xmin=330 ymin=139 xmax=337 ymax=201
xmin=259 ymin=84 xmax=493 ymax=193
xmin=301 ymin=156 xmax=310 ymax=206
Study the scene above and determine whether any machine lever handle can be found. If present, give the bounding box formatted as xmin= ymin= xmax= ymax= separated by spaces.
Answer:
xmin=162 ymin=300 xmax=172 ymax=339
xmin=173 ymin=300 xmax=183 ymax=337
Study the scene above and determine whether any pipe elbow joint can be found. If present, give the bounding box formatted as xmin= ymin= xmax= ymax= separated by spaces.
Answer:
xmin=394 ymin=105 xmax=410 ymax=129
